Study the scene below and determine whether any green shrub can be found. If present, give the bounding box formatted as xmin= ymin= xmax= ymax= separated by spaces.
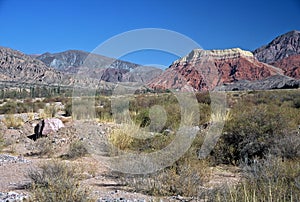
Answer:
xmin=129 ymin=94 xmax=181 ymax=131
xmin=195 ymin=92 xmax=211 ymax=104
xmin=212 ymin=104 xmax=289 ymax=165
xmin=0 ymin=101 xmax=18 ymax=114
xmin=71 ymin=98 xmax=96 ymax=120
xmin=0 ymin=100 xmax=46 ymax=114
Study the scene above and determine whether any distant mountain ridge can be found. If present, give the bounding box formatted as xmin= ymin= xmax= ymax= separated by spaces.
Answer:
xmin=0 ymin=46 xmax=162 ymax=89
xmin=148 ymin=48 xmax=283 ymax=91
xmin=35 ymin=50 xmax=162 ymax=83
xmin=253 ymin=30 xmax=300 ymax=80
xmin=0 ymin=30 xmax=299 ymax=92
xmin=0 ymin=46 xmax=67 ymax=85
xmin=253 ymin=30 xmax=300 ymax=63
xmin=148 ymin=30 xmax=300 ymax=91
xmin=36 ymin=50 xmax=139 ymax=72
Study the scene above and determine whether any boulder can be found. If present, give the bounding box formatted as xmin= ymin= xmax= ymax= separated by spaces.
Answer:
xmin=34 ymin=118 xmax=64 ymax=139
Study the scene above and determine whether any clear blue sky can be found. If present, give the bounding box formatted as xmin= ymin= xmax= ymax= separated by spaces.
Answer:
xmin=1 ymin=0 xmax=300 ymax=67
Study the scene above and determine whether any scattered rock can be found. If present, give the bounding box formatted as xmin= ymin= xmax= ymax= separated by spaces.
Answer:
xmin=0 ymin=154 xmax=30 ymax=165
xmin=0 ymin=191 xmax=28 ymax=202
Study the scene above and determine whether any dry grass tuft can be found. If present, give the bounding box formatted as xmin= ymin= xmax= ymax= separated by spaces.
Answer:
xmin=3 ymin=114 xmax=24 ymax=129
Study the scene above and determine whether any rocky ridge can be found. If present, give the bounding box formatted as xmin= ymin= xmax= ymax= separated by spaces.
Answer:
xmin=173 ymin=48 xmax=254 ymax=64
xmin=271 ymin=55 xmax=300 ymax=79
xmin=36 ymin=50 xmax=139 ymax=72
xmin=214 ymin=75 xmax=300 ymax=91
xmin=253 ymin=30 xmax=300 ymax=63
xmin=1 ymin=30 xmax=300 ymax=92
xmin=0 ymin=46 xmax=67 ymax=85
xmin=36 ymin=50 xmax=162 ymax=83
xmin=252 ymin=30 xmax=300 ymax=82
xmin=148 ymin=48 xmax=283 ymax=91
xmin=0 ymin=47 xmax=162 ymax=89
xmin=0 ymin=47 xmax=109 ymax=90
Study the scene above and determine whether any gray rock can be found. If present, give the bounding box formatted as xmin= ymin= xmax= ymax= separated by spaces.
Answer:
xmin=0 ymin=191 xmax=28 ymax=202
xmin=253 ymin=30 xmax=300 ymax=63
xmin=36 ymin=50 xmax=138 ymax=72
xmin=0 ymin=154 xmax=30 ymax=165
xmin=214 ymin=75 xmax=300 ymax=91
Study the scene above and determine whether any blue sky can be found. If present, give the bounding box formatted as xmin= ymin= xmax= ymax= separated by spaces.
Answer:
xmin=0 ymin=0 xmax=300 ymax=67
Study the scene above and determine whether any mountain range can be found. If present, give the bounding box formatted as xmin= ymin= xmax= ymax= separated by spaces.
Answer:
xmin=1 ymin=30 xmax=300 ymax=92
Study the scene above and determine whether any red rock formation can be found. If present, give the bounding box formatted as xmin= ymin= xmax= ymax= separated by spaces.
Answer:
xmin=148 ymin=48 xmax=282 ymax=91
xmin=271 ymin=55 xmax=300 ymax=79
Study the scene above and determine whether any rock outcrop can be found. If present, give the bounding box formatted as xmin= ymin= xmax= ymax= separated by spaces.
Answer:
xmin=214 ymin=75 xmax=300 ymax=91
xmin=148 ymin=48 xmax=282 ymax=91
xmin=271 ymin=55 xmax=300 ymax=79
xmin=253 ymin=30 xmax=300 ymax=80
xmin=253 ymin=30 xmax=300 ymax=64
xmin=122 ymin=66 xmax=163 ymax=83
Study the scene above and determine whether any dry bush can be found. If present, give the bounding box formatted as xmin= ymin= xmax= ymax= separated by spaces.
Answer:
xmin=108 ymin=123 xmax=137 ymax=154
xmin=40 ymin=104 xmax=58 ymax=118
xmin=119 ymin=159 xmax=209 ymax=197
xmin=3 ymin=114 xmax=24 ymax=129
xmin=272 ymin=132 xmax=300 ymax=160
xmin=0 ymin=129 xmax=17 ymax=154
xmin=34 ymin=137 xmax=54 ymax=157
xmin=210 ymin=156 xmax=300 ymax=201
xmin=64 ymin=140 xmax=88 ymax=159
xmin=27 ymin=160 xmax=93 ymax=202
xmin=117 ymin=132 xmax=210 ymax=197
xmin=27 ymin=112 xmax=35 ymax=121
xmin=0 ymin=133 xmax=3 ymax=152
xmin=83 ymin=161 xmax=98 ymax=178
xmin=6 ymin=142 xmax=16 ymax=154
xmin=71 ymin=161 xmax=99 ymax=179
xmin=64 ymin=101 xmax=72 ymax=117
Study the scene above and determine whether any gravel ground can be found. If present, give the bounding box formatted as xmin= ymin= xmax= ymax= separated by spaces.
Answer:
xmin=0 ymin=191 xmax=29 ymax=202
xmin=0 ymin=154 xmax=31 ymax=202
